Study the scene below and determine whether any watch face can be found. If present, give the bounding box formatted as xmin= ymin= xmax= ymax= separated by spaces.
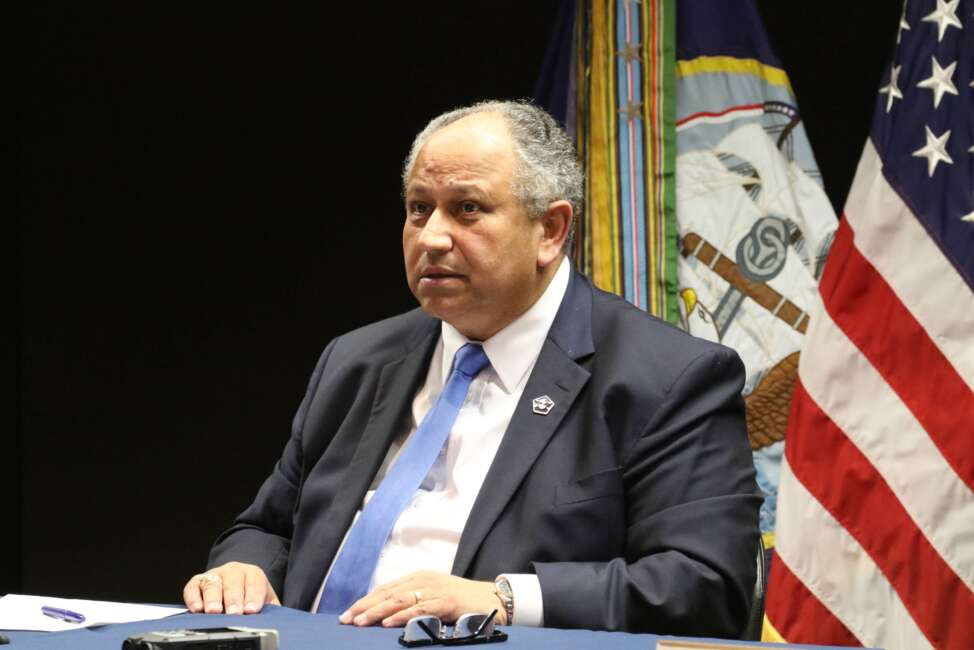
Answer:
xmin=496 ymin=578 xmax=513 ymax=596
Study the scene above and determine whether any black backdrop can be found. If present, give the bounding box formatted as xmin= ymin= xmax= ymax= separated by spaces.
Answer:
xmin=11 ymin=2 xmax=900 ymax=603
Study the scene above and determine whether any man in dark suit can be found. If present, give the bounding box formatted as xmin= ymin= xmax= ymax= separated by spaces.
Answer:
xmin=182 ymin=101 xmax=761 ymax=636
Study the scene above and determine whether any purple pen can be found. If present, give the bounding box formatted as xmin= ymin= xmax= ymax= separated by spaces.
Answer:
xmin=41 ymin=606 xmax=86 ymax=624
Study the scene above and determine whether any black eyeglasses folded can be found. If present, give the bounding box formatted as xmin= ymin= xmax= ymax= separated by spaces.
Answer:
xmin=398 ymin=609 xmax=508 ymax=647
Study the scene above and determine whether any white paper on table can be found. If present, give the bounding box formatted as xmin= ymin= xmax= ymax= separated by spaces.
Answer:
xmin=0 ymin=593 xmax=186 ymax=631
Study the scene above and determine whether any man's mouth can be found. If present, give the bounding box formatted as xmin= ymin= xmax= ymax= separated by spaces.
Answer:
xmin=419 ymin=266 xmax=464 ymax=284
xmin=422 ymin=266 xmax=460 ymax=277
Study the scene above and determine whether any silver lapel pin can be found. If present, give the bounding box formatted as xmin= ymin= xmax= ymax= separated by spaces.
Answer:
xmin=532 ymin=395 xmax=555 ymax=415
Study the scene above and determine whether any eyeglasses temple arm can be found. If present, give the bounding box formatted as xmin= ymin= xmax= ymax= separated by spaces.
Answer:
xmin=417 ymin=619 xmax=439 ymax=641
xmin=474 ymin=609 xmax=498 ymax=636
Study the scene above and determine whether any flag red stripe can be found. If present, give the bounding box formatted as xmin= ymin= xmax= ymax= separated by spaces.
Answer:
xmin=674 ymin=103 xmax=763 ymax=126
xmin=787 ymin=380 xmax=974 ymax=650
xmin=765 ymin=552 xmax=861 ymax=647
xmin=820 ymin=218 xmax=974 ymax=491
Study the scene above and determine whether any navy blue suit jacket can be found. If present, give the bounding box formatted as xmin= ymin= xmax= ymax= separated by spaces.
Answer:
xmin=209 ymin=267 xmax=761 ymax=636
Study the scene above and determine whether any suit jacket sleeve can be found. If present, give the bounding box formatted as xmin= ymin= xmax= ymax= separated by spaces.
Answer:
xmin=533 ymin=346 xmax=759 ymax=636
xmin=206 ymin=340 xmax=335 ymax=594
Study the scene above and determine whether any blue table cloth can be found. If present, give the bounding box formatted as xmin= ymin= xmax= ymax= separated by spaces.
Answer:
xmin=1 ymin=605 xmax=863 ymax=649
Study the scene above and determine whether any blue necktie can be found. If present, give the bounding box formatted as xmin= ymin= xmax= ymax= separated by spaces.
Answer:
xmin=317 ymin=343 xmax=491 ymax=614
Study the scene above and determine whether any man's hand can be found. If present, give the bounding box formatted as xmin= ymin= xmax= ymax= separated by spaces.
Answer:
xmin=182 ymin=561 xmax=281 ymax=615
xmin=339 ymin=571 xmax=506 ymax=628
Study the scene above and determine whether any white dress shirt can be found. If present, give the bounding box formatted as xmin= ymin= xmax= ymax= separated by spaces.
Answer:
xmin=311 ymin=256 xmax=570 ymax=626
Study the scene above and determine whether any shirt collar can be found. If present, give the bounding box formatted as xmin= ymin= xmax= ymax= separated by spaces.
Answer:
xmin=440 ymin=256 xmax=570 ymax=394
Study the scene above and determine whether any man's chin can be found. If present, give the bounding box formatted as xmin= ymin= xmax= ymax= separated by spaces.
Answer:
xmin=416 ymin=297 xmax=465 ymax=323
xmin=418 ymin=300 xmax=504 ymax=341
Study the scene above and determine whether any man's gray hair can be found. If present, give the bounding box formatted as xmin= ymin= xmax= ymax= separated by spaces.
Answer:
xmin=402 ymin=100 xmax=583 ymax=249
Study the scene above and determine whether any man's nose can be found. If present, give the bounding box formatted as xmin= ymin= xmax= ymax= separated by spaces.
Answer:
xmin=417 ymin=208 xmax=453 ymax=253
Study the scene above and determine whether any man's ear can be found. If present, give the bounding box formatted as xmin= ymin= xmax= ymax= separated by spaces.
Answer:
xmin=537 ymin=200 xmax=573 ymax=268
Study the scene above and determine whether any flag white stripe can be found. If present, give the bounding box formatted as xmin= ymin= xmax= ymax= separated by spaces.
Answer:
xmin=776 ymin=458 xmax=933 ymax=650
xmin=801 ymin=294 xmax=974 ymax=590
xmin=843 ymin=140 xmax=974 ymax=390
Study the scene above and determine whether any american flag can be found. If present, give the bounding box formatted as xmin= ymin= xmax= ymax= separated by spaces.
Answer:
xmin=763 ymin=1 xmax=974 ymax=649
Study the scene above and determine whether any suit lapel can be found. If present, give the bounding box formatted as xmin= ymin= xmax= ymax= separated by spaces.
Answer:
xmin=334 ymin=331 xmax=437 ymax=513
xmin=292 ymin=320 xmax=438 ymax=608
xmin=452 ymin=267 xmax=595 ymax=576
xmin=451 ymin=340 xmax=590 ymax=576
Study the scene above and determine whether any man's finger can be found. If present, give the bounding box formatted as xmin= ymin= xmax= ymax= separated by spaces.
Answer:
xmin=369 ymin=574 xmax=415 ymax=594
xmin=221 ymin=567 xmax=248 ymax=615
xmin=380 ymin=598 xmax=446 ymax=628
xmin=351 ymin=591 xmax=422 ymax=627
xmin=243 ymin=567 xmax=268 ymax=614
xmin=182 ymin=576 xmax=205 ymax=613
xmin=199 ymin=574 xmax=226 ymax=614
xmin=341 ymin=587 xmax=397 ymax=622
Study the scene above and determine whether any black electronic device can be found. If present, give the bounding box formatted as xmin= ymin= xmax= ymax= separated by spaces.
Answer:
xmin=121 ymin=626 xmax=278 ymax=650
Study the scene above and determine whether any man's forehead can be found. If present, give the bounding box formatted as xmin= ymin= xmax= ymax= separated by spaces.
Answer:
xmin=431 ymin=111 xmax=511 ymax=143
xmin=408 ymin=154 xmax=500 ymax=186
xmin=414 ymin=114 xmax=515 ymax=169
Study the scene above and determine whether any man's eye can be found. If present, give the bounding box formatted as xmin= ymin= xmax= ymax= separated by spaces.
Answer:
xmin=460 ymin=201 xmax=480 ymax=214
xmin=409 ymin=202 xmax=431 ymax=216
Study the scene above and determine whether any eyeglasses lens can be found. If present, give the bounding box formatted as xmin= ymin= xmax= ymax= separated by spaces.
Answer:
xmin=454 ymin=613 xmax=493 ymax=639
xmin=404 ymin=615 xmax=442 ymax=643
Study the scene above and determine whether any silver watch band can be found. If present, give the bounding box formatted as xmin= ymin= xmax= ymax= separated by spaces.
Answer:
xmin=494 ymin=576 xmax=514 ymax=625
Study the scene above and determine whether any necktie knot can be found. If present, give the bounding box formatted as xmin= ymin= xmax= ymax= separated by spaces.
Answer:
xmin=453 ymin=343 xmax=490 ymax=379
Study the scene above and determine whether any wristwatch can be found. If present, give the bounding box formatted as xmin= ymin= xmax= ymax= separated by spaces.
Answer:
xmin=493 ymin=576 xmax=514 ymax=625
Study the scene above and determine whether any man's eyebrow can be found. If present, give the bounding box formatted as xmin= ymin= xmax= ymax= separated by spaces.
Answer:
xmin=448 ymin=184 xmax=492 ymax=200
xmin=405 ymin=183 xmax=493 ymax=200
xmin=404 ymin=183 xmax=436 ymax=201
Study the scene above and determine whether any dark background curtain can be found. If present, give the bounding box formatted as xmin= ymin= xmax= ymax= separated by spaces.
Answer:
xmin=9 ymin=1 xmax=899 ymax=602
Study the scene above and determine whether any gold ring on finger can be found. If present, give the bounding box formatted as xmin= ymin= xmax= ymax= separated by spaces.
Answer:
xmin=414 ymin=590 xmax=422 ymax=604
xmin=199 ymin=573 xmax=222 ymax=587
